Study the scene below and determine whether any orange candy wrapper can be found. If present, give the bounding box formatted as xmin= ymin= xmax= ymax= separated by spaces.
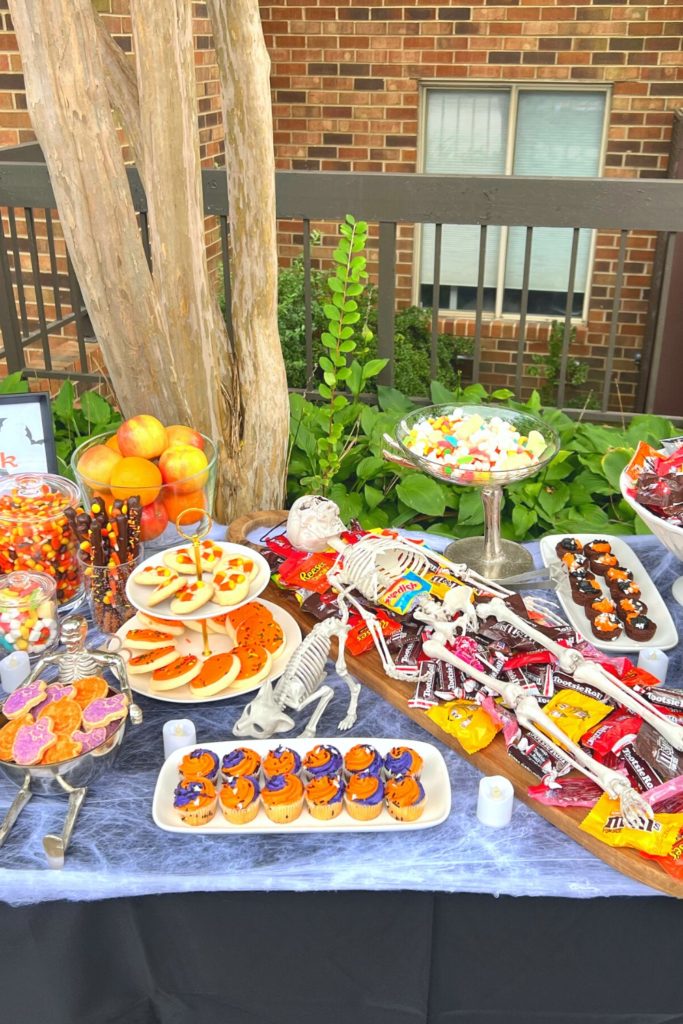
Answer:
xmin=540 ymin=689 xmax=612 ymax=748
xmin=580 ymin=793 xmax=683 ymax=857
xmin=427 ymin=699 xmax=501 ymax=755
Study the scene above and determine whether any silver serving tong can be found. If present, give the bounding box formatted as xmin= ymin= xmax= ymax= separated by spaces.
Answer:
xmin=496 ymin=565 xmax=564 ymax=591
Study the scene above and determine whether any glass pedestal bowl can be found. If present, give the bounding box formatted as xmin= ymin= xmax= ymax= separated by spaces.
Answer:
xmin=384 ymin=404 xmax=559 ymax=581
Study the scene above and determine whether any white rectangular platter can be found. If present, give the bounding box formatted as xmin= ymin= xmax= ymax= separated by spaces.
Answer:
xmin=539 ymin=533 xmax=678 ymax=652
xmin=153 ymin=736 xmax=451 ymax=835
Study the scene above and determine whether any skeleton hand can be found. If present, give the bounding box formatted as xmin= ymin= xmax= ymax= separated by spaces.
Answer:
xmin=337 ymin=714 xmax=355 ymax=732
xmin=606 ymin=775 xmax=654 ymax=830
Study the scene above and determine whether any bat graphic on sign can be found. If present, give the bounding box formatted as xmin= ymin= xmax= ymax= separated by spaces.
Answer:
xmin=25 ymin=426 xmax=44 ymax=446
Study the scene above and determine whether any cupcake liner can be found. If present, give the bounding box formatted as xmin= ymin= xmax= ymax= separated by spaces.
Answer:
xmin=344 ymin=797 xmax=383 ymax=821
xmin=306 ymin=797 xmax=343 ymax=820
xmin=180 ymin=799 xmax=217 ymax=826
xmin=262 ymin=797 xmax=304 ymax=823
xmin=385 ymin=797 xmax=426 ymax=822
xmin=220 ymin=799 xmax=260 ymax=825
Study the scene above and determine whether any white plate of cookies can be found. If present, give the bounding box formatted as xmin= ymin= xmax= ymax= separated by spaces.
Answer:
xmin=112 ymin=598 xmax=302 ymax=704
xmin=125 ymin=540 xmax=270 ymax=621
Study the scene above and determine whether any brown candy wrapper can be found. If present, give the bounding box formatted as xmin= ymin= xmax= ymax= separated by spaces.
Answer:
xmin=632 ymin=722 xmax=683 ymax=784
xmin=507 ymin=731 xmax=572 ymax=780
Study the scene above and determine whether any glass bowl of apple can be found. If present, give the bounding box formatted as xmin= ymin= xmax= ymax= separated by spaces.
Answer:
xmin=72 ymin=416 xmax=217 ymax=549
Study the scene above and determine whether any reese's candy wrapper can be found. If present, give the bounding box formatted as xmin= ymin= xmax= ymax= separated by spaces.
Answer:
xmin=618 ymin=663 xmax=660 ymax=689
xmin=345 ymin=610 xmax=402 ymax=656
xmin=266 ymin=533 xmax=298 ymax=558
xmin=427 ymin=699 xmax=501 ymax=754
xmin=541 ymin=688 xmax=612 ymax=747
xmin=380 ymin=571 xmax=432 ymax=615
xmin=579 ymin=794 xmax=682 ymax=857
xmin=279 ymin=551 xmax=337 ymax=593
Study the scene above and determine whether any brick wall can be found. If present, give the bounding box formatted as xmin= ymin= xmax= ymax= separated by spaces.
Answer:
xmin=261 ymin=0 xmax=683 ymax=407
xmin=1 ymin=1 xmax=681 ymax=408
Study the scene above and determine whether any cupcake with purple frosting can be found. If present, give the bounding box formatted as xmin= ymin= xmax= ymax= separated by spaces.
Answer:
xmin=173 ymin=777 xmax=217 ymax=826
xmin=302 ymin=744 xmax=343 ymax=782
xmin=383 ymin=745 xmax=423 ymax=780
xmin=343 ymin=743 xmax=383 ymax=781
xmin=305 ymin=774 xmax=344 ymax=820
xmin=221 ymin=747 xmax=261 ymax=783
xmin=262 ymin=745 xmax=301 ymax=781
xmin=344 ymin=770 xmax=385 ymax=821
xmin=178 ymin=748 xmax=220 ymax=784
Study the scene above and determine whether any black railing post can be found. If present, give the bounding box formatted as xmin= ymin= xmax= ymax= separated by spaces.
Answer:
xmin=377 ymin=221 xmax=396 ymax=387
xmin=0 ymin=214 xmax=24 ymax=374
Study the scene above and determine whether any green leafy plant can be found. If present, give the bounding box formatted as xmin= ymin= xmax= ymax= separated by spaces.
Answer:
xmin=51 ymin=380 xmax=122 ymax=477
xmin=287 ymin=371 xmax=673 ymax=538
xmin=530 ymin=319 xmax=592 ymax=408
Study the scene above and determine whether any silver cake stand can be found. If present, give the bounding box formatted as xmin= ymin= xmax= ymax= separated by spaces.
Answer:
xmin=383 ymin=404 xmax=559 ymax=581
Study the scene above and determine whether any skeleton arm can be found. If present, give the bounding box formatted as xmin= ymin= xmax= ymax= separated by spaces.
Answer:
xmin=482 ymin=598 xmax=683 ymax=752
xmin=421 ymin=636 xmax=653 ymax=828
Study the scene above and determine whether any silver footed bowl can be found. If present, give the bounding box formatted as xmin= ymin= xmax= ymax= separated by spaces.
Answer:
xmin=0 ymin=686 xmax=127 ymax=797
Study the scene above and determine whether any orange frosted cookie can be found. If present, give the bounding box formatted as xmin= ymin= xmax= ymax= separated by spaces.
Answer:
xmin=236 ymin=618 xmax=285 ymax=658
xmin=41 ymin=735 xmax=83 ymax=765
xmin=0 ymin=713 xmax=33 ymax=761
xmin=124 ymin=628 xmax=177 ymax=651
xmin=150 ymin=655 xmax=201 ymax=691
xmin=225 ymin=602 xmax=272 ymax=640
xmin=37 ymin=698 xmax=82 ymax=736
xmin=71 ymin=675 xmax=109 ymax=710
xmin=231 ymin=644 xmax=272 ymax=687
xmin=127 ymin=646 xmax=178 ymax=675
xmin=189 ymin=653 xmax=240 ymax=698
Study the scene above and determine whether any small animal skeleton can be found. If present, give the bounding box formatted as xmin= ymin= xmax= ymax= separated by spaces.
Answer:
xmin=234 ymin=614 xmax=360 ymax=739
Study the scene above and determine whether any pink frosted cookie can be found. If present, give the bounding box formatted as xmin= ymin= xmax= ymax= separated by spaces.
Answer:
xmin=12 ymin=718 xmax=56 ymax=765
xmin=81 ymin=693 xmax=128 ymax=731
xmin=72 ymin=727 xmax=107 ymax=753
xmin=2 ymin=679 xmax=48 ymax=720
xmin=33 ymin=682 xmax=76 ymax=717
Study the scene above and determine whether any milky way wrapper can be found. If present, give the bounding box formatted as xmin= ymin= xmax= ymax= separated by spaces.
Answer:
xmin=580 ymin=794 xmax=683 ymax=857
xmin=427 ymin=699 xmax=501 ymax=755
xmin=540 ymin=688 xmax=613 ymax=748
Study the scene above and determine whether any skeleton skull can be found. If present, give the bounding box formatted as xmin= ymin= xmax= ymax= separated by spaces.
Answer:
xmin=233 ymin=680 xmax=295 ymax=738
xmin=286 ymin=495 xmax=347 ymax=552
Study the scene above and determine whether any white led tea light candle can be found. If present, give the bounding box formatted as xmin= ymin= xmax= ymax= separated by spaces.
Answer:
xmin=0 ymin=651 xmax=30 ymax=694
xmin=636 ymin=648 xmax=669 ymax=686
xmin=477 ymin=775 xmax=514 ymax=828
xmin=162 ymin=719 xmax=197 ymax=760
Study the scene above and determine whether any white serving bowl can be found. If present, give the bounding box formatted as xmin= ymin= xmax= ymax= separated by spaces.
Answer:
xmin=620 ymin=469 xmax=683 ymax=561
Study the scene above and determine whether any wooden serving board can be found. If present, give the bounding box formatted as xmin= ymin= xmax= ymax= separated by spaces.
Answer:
xmin=228 ymin=511 xmax=682 ymax=899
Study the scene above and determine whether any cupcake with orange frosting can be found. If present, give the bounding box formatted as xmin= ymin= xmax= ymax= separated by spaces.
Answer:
xmin=178 ymin=748 xmax=219 ymax=784
xmin=219 ymin=774 xmax=260 ymax=825
xmin=261 ymin=773 xmax=304 ymax=823
xmin=262 ymin=745 xmax=301 ymax=781
xmin=173 ymin=777 xmax=217 ymax=826
xmin=302 ymin=744 xmax=343 ymax=782
xmin=343 ymin=743 xmax=382 ymax=781
xmin=344 ymin=770 xmax=385 ymax=821
xmin=385 ymin=774 xmax=426 ymax=822
xmin=221 ymin=746 xmax=261 ymax=783
xmin=383 ymin=746 xmax=423 ymax=780
xmin=305 ymin=774 xmax=344 ymax=820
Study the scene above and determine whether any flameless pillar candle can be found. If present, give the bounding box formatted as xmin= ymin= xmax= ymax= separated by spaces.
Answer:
xmin=636 ymin=647 xmax=669 ymax=685
xmin=477 ymin=775 xmax=514 ymax=828
xmin=163 ymin=718 xmax=197 ymax=760
xmin=0 ymin=651 xmax=30 ymax=694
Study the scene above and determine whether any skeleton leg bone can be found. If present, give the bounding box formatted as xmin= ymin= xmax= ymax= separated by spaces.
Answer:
xmin=421 ymin=637 xmax=653 ymax=828
xmin=333 ymin=629 xmax=361 ymax=732
xmin=297 ymin=684 xmax=335 ymax=739
xmin=480 ymin=598 xmax=683 ymax=752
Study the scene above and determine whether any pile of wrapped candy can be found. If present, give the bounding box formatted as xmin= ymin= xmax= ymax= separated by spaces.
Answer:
xmin=263 ymin=526 xmax=683 ymax=880
xmin=401 ymin=410 xmax=548 ymax=479
xmin=625 ymin=437 xmax=683 ymax=526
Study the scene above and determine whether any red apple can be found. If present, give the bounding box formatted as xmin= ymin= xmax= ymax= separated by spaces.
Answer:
xmin=139 ymin=499 xmax=169 ymax=542
xmin=165 ymin=424 xmax=205 ymax=451
xmin=117 ymin=414 xmax=168 ymax=459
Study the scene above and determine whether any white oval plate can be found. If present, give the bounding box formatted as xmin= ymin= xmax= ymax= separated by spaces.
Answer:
xmin=112 ymin=598 xmax=301 ymax=704
xmin=539 ymin=533 xmax=678 ymax=652
xmin=152 ymin=736 xmax=451 ymax=835
xmin=125 ymin=541 xmax=270 ymax=621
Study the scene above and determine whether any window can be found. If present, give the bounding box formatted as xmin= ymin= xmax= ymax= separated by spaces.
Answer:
xmin=418 ymin=86 xmax=608 ymax=318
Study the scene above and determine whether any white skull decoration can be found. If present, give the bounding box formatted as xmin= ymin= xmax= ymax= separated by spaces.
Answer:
xmin=286 ymin=495 xmax=347 ymax=552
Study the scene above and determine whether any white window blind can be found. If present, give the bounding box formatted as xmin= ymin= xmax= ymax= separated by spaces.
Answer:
xmin=504 ymin=91 xmax=606 ymax=294
xmin=420 ymin=90 xmax=508 ymax=289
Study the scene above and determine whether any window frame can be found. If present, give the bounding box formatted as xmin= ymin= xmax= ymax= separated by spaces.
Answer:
xmin=414 ymin=81 xmax=612 ymax=323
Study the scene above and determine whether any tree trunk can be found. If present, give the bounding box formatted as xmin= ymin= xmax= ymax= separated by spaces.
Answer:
xmin=207 ymin=0 xmax=290 ymax=511
xmin=9 ymin=0 xmax=289 ymax=520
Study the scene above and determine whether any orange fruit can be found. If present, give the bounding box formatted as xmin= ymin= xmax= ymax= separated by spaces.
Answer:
xmin=163 ymin=489 xmax=206 ymax=525
xmin=110 ymin=456 xmax=162 ymax=506
xmin=105 ymin=434 xmax=122 ymax=454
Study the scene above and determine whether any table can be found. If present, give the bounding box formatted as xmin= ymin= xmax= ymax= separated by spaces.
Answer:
xmin=1 ymin=534 xmax=682 ymax=1023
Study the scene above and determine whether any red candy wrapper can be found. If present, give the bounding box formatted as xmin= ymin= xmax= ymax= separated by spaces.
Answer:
xmin=582 ymin=708 xmax=643 ymax=760
xmin=528 ymin=776 xmax=603 ymax=808
xmin=279 ymin=551 xmax=337 ymax=594
xmin=345 ymin=610 xmax=402 ymax=656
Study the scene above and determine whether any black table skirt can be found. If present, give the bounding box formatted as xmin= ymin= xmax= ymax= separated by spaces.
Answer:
xmin=1 ymin=892 xmax=681 ymax=1024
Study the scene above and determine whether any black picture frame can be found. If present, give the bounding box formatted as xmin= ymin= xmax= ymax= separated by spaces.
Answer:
xmin=0 ymin=392 xmax=57 ymax=475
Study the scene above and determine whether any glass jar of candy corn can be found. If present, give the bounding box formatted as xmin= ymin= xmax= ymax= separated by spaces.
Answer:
xmin=0 ymin=473 xmax=83 ymax=609
xmin=0 ymin=571 xmax=58 ymax=659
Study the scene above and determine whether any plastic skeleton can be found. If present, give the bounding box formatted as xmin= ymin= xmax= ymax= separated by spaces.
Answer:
xmin=417 ymin=599 xmax=653 ymax=829
xmin=233 ymin=613 xmax=360 ymax=739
